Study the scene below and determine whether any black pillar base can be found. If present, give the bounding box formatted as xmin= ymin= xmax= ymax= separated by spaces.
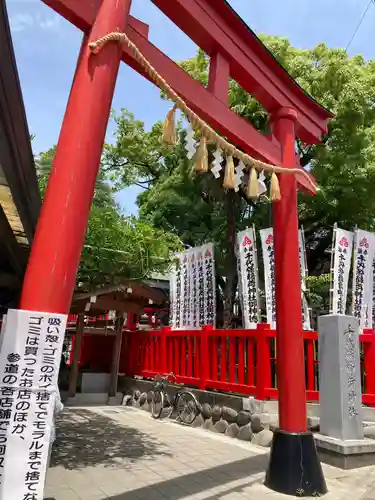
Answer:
xmin=265 ymin=429 xmax=327 ymax=497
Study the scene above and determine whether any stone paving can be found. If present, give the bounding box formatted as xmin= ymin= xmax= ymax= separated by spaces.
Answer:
xmin=44 ymin=406 xmax=375 ymax=500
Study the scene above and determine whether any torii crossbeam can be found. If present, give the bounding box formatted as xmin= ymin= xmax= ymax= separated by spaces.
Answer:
xmin=17 ymin=0 xmax=332 ymax=496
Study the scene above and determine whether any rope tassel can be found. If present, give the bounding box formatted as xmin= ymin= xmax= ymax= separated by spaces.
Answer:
xmin=223 ymin=155 xmax=236 ymax=189
xmin=247 ymin=167 xmax=259 ymax=199
xmin=195 ymin=137 xmax=208 ymax=173
xmin=270 ymin=171 xmax=281 ymax=201
xmin=162 ymin=106 xmax=177 ymax=145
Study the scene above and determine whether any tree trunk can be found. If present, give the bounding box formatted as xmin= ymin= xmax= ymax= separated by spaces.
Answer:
xmin=223 ymin=192 xmax=238 ymax=329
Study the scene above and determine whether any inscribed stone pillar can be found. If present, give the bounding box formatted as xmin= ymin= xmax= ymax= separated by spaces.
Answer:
xmin=318 ymin=314 xmax=363 ymax=440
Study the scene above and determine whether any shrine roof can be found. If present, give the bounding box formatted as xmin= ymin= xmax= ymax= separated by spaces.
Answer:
xmin=71 ymin=282 xmax=167 ymax=315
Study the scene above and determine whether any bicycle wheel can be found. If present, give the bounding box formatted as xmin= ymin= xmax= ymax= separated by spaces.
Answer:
xmin=176 ymin=391 xmax=199 ymax=425
xmin=164 ymin=393 xmax=174 ymax=419
xmin=151 ymin=390 xmax=164 ymax=419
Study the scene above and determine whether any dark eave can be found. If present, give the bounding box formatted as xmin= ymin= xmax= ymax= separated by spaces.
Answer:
xmin=0 ymin=0 xmax=41 ymax=244
xmin=0 ymin=0 xmax=42 ymax=310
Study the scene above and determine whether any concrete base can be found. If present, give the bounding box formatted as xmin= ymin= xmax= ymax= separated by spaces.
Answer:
xmin=107 ymin=395 xmax=123 ymax=406
xmin=315 ymin=433 xmax=375 ymax=469
xmin=66 ymin=392 xmax=122 ymax=406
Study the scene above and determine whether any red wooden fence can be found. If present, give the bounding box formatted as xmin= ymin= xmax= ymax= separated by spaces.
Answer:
xmin=121 ymin=325 xmax=375 ymax=405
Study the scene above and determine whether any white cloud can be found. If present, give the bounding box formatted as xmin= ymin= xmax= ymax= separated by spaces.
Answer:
xmin=8 ymin=10 xmax=61 ymax=34
xmin=37 ymin=13 xmax=60 ymax=31
xmin=9 ymin=12 xmax=33 ymax=32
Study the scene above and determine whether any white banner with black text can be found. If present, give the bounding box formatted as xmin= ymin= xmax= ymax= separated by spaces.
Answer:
xmin=259 ymin=228 xmax=276 ymax=328
xmin=330 ymin=227 xmax=353 ymax=315
xmin=236 ymin=227 xmax=260 ymax=328
xmin=0 ymin=309 xmax=67 ymax=500
xmin=352 ymin=229 xmax=375 ymax=329
xmin=260 ymin=228 xmax=311 ymax=329
xmin=298 ymin=228 xmax=312 ymax=330
xmin=170 ymin=244 xmax=216 ymax=329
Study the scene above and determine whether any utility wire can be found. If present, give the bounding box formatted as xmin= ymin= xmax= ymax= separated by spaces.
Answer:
xmin=346 ymin=0 xmax=375 ymax=51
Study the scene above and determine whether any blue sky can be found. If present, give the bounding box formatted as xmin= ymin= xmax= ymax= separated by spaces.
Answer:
xmin=6 ymin=0 xmax=375 ymax=214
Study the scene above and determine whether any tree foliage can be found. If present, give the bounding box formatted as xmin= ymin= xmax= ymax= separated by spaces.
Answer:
xmin=104 ymin=38 xmax=375 ymax=322
xmin=35 ymin=148 xmax=181 ymax=290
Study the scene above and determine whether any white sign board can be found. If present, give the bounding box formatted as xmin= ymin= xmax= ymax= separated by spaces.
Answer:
xmin=0 ymin=309 xmax=67 ymax=500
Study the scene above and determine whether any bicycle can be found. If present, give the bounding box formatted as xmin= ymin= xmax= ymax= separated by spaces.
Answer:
xmin=150 ymin=372 xmax=200 ymax=425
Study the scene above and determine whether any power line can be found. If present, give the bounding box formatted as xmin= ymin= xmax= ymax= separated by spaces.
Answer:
xmin=346 ymin=0 xmax=375 ymax=51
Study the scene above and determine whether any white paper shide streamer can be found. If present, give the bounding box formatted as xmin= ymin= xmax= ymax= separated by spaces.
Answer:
xmin=236 ymin=228 xmax=260 ymax=328
xmin=330 ymin=227 xmax=353 ymax=315
xmin=352 ymin=229 xmax=375 ymax=329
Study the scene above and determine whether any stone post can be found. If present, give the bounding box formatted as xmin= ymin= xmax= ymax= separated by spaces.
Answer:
xmin=318 ymin=314 xmax=363 ymax=440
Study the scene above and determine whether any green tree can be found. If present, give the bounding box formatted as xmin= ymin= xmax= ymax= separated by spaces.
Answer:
xmin=36 ymin=148 xmax=181 ymax=290
xmin=104 ymin=112 xmax=269 ymax=326
xmin=105 ymin=38 xmax=375 ymax=324
xmin=36 ymin=147 xmax=115 ymax=208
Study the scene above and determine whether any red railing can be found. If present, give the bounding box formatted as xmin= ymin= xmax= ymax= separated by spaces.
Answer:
xmin=121 ymin=325 xmax=375 ymax=405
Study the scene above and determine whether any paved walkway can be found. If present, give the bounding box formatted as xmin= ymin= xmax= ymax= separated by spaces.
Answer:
xmin=45 ymin=406 xmax=375 ymax=500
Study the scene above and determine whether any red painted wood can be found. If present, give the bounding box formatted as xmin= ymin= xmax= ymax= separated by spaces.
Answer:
xmin=187 ymin=336 xmax=193 ymax=377
xmin=180 ymin=336 xmax=186 ymax=377
xmin=194 ymin=337 xmax=200 ymax=379
xmin=20 ymin=0 xmax=132 ymax=313
xmin=173 ymin=336 xmax=179 ymax=375
xmin=144 ymin=335 xmax=150 ymax=372
xmin=210 ymin=336 xmax=218 ymax=381
xmin=149 ymin=335 xmax=155 ymax=372
xmin=208 ymin=52 xmax=229 ymax=104
xmin=229 ymin=336 xmax=236 ymax=384
xmin=255 ymin=324 xmax=271 ymax=400
xmin=199 ymin=326 xmax=210 ymax=389
xmin=220 ymin=335 xmax=227 ymax=382
xmin=160 ymin=326 xmax=168 ymax=374
xmin=306 ymin=340 xmax=315 ymax=392
xmin=168 ymin=336 xmax=173 ymax=373
xmin=151 ymin=0 xmax=332 ymax=144
xmin=42 ymin=1 xmax=314 ymax=194
xmin=271 ymin=108 xmax=307 ymax=433
xmin=363 ymin=329 xmax=375 ymax=395
xmin=116 ymin=327 xmax=375 ymax=407
xmin=247 ymin=338 xmax=255 ymax=386
xmin=206 ymin=380 xmax=256 ymax=396
xmin=238 ymin=337 xmax=245 ymax=385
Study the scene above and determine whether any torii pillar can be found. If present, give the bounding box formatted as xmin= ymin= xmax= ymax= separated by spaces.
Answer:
xmin=19 ymin=0 xmax=132 ymax=313
xmin=14 ymin=0 xmax=332 ymax=496
xmin=265 ymin=108 xmax=327 ymax=495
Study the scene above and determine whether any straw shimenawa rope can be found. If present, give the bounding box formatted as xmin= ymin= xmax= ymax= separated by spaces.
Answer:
xmin=89 ymin=31 xmax=317 ymax=194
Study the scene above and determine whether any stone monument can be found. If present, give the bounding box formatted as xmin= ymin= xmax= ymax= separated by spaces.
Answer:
xmin=315 ymin=314 xmax=375 ymax=468
xmin=319 ymin=315 xmax=363 ymax=440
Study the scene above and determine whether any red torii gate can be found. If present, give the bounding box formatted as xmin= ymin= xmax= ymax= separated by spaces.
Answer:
xmin=19 ymin=0 xmax=332 ymax=495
